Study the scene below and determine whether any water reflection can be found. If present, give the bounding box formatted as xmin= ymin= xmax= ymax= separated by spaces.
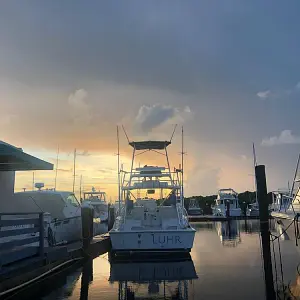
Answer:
xmin=109 ymin=255 xmax=197 ymax=299
xmin=36 ymin=220 xmax=300 ymax=300
xmin=80 ymin=259 xmax=93 ymax=300
xmin=215 ymin=220 xmax=241 ymax=247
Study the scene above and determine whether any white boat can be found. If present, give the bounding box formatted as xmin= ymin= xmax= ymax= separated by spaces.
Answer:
xmin=0 ymin=183 xmax=106 ymax=247
xmin=187 ymin=198 xmax=203 ymax=215
xmin=212 ymin=189 xmax=242 ymax=217
xmin=110 ymin=138 xmax=196 ymax=254
xmin=271 ymin=188 xmax=298 ymax=241
xmin=82 ymin=188 xmax=109 ymax=222
xmin=246 ymin=202 xmax=260 ymax=217
xmin=4 ymin=184 xmax=83 ymax=246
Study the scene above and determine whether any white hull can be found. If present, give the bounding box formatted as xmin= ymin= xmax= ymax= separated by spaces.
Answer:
xmin=212 ymin=207 xmax=242 ymax=217
xmin=110 ymin=229 xmax=195 ymax=252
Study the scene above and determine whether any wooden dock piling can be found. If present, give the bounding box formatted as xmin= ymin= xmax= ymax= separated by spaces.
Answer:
xmin=226 ymin=201 xmax=230 ymax=218
xmin=255 ymin=165 xmax=275 ymax=300
xmin=108 ymin=205 xmax=115 ymax=231
xmin=81 ymin=207 xmax=94 ymax=249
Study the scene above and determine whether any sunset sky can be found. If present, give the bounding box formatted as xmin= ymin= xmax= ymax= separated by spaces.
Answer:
xmin=1 ymin=1 xmax=300 ymax=198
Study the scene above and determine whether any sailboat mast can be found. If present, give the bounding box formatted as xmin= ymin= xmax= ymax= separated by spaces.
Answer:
xmin=72 ymin=148 xmax=76 ymax=193
xmin=181 ymin=126 xmax=184 ymax=206
xmin=54 ymin=145 xmax=59 ymax=190
xmin=117 ymin=126 xmax=121 ymax=212
xmin=79 ymin=174 xmax=82 ymax=201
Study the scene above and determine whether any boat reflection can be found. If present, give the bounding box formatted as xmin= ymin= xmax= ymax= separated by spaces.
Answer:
xmin=215 ymin=220 xmax=241 ymax=247
xmin=109 ymin=255 xmax=197 ymax=299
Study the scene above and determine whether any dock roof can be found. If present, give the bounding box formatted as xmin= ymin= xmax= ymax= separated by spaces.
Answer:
xmin=0 ymin=141 xmax=53 ymax=171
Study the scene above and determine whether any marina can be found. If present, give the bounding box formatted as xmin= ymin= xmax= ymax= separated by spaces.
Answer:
xmin=4 ymin=219 xmax=300 ymax=300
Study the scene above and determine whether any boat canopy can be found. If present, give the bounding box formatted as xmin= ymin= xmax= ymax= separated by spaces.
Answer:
xmin=129 ymin=141 xmax=171 ymax=150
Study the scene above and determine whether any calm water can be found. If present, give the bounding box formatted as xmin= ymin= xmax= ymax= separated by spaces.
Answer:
xmin=31 ymin=220 xmax=300 ymax=299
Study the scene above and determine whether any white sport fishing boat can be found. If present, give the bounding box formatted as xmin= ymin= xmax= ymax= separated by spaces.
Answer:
xmin=212 ymin=189 xmax=242 ymax=217
xmin=82 ymin=188 xmax=109 ymax=222
xmin=110 ymin=134 xmax=196 ymax=254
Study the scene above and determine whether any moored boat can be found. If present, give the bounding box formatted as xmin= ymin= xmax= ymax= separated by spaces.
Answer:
xmin=109 ymin=131 xmax=196 ymax=254
xmin=212 ymin=189 xmax=242 ymax=217
xmin=81 ymin=188 xmax=109 ymax=222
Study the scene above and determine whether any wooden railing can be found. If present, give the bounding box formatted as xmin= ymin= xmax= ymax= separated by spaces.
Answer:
xmin=0 ymin=212 xmax=44 ymax=267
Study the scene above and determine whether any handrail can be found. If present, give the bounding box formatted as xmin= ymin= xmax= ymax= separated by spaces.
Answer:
xmin=0 ymin=212 xmax=44 ymax=266
xmin=176 ymin=203 xmax=189 ymax=229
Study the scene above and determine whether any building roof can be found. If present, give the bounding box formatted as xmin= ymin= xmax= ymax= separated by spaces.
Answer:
xmin=129 ymin=141 xmax=171 ymax=150
xmin=0 ymin=141 xmax=53 ymax=171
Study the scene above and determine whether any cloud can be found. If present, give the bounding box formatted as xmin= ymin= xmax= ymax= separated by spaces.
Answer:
xmin=77 ymin=150 xmax=90 ymax=157
xmin=240 ymin=155 xmax=247 ymax=160
xmin=296 ymin=82 xmax=300 ymax=89
xmin=261 ymin=130 xmax=300 ymax=146
xmin=257 ymin=90 xmax=271 ymax=99
xmin=57 ymin=168 xmax=72 ymax=173
xmin=134 ymin=103 xmax=192 ymax=133
xmin=68 ymin=89 xmax=91 ymax=125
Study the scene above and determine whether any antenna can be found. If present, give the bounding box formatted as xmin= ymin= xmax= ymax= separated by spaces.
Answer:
xmin=170 ymin=124 xmax=178 ymax=142
xmin=54 ymin=145 xmax=59 ymax=190
xmin=117 ymin=126 xmax=121 ymax=212
xmin=72 ymin=148 xmax=76 ymax=193
xmin=122 ymin=125 xmax=130 ymax=143
xmin=32 ymin=172 xmax=35 ymax=191
xmin=181 ymin=126 xmax=184 ymax=206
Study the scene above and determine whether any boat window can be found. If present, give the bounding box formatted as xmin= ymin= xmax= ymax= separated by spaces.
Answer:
xmin=66 ymin=194 xmax=80 ymax=207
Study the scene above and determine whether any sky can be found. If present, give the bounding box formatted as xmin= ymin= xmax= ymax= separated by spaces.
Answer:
xmin=1 ymin=1 xmax=300 ymax=198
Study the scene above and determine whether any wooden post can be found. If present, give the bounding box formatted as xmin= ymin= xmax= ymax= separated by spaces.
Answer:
xmin=108 ymin=204 xmax=115 ymax=231
xmin=39 ymin=213 xmax=44 ymax=258
xmin=226 ymin=201 xmax=230 ymax=218
xmin=82 ymin=207 xmax=93 ymax=249
xmin=255 ymin=165 xmax=275 ymax=300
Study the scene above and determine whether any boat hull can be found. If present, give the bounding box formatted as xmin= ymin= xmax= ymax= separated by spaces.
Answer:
xmin=212 ymin=208 xmax=242 ymax=217
xmin=110 ymin=228 xmax=195 ymax=252
xmin=188 ymin=209 xmax=203 ymax=216
xmin=246 ymin=209 xmax=260 ymax=217
xmin=271 ymin=212 xmax=297 ymax=242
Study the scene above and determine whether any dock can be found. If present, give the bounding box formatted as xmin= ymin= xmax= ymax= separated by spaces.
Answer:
xmin=188 ymin=215 xmax=267 ymax=222
xmin=0 ymin=233 xmax=111 ymax=299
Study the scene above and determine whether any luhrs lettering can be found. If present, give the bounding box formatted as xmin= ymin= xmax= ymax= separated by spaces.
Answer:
xmin=151 ymin=234 xmax=182 ymax=245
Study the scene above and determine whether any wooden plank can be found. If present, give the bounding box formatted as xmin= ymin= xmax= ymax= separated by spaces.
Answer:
xmin=0 ymin=236 xmax=40 ymax=251
xmin=0 ymin=227 xmax=39 ymax=238
xmin=0 ymin=247 xmax=39 ymax=266
xmin=0 ymin=218 xmax=39 ymax=227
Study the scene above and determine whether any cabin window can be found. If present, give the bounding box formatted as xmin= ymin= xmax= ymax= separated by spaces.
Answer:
xmin=67 ymin=194 xmax=80 ymax=207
